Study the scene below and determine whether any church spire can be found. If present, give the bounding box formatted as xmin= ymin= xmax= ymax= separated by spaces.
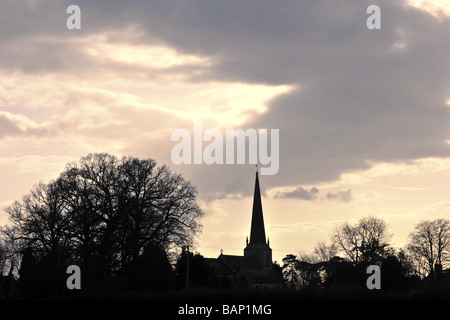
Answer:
xmin=249 ymin=171 xmax=267 ymax=245
xmin=244 ymin=171 xmax=272 ymax=269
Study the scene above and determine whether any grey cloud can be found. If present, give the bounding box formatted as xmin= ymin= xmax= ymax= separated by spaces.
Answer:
xmin=273 ymin=187 xmax=353 ymax=203
xmin=2 ymin=0 xmax=450 ymax=198
xmin=0 ymin=115 xmax=21 ymax=137
xmin=131 ymin=0 xmax=450 ymax=198
xmin=275 ymin=186 xmax=319 ymax=201
xmin=326 ymin=189 xmax=353 ymax=203
xmin=0 ymin=113 xmax=48 ymax=138
xmin=156 ymin=0 xmax=450 ymax=196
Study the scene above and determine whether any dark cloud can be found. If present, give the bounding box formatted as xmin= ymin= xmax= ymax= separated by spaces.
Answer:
xmin=158 ymin=0 xmax=450 ymax=195
xmin=273 ymin=187 xmax=353 ymax=203
xmin=2 ymin=0 xmax=450 ymax=198
xmin=275 ymin=186 xmax=319 ymax=201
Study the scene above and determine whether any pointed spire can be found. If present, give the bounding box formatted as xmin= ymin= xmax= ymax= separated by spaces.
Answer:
xmin=249 ymin=171 xmax=267 ymax=245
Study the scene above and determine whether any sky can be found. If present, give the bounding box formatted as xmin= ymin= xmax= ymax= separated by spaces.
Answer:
xmin=1 ymin=0 xmax=450 ymax=264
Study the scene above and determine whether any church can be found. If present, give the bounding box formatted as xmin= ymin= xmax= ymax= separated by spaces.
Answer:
xmin=205 ymin=172 xmax=284 ymax=289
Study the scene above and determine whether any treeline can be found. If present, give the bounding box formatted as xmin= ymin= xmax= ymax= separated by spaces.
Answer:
xmin=281 ymin=216 xmax=450 ymax=296
xmin=1 ymin=154 xmax=450 ymax=299
xmin=0 ymin=153 xmax=204 ymax=298
xmin=166 ymin=217 xmax=450 ymax=298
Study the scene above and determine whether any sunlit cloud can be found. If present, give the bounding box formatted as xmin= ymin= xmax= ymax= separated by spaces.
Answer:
xmin=85 ymin=42 xmax=212 ymax=69
xmin=0 ymin=110 xmax=50 ymax=137
xmin=339 ymin=157 xmax=450 ymax=185
xmin=406 ymin=0 xmax=450 ymax=18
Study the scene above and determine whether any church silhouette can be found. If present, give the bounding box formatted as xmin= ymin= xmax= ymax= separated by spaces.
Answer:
xmin=205 ymin=172 xmax=283 ymax=289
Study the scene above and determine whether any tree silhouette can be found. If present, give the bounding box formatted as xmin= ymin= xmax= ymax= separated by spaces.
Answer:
xmin=313 ymin=241 xmax=338 ymax=263
xmin=322 ymin=256 xmax=358 ymax=289
xmin=17 ymin=247 xmax=37 ymax=299
xmin=115 ymin=243 xmax=175 ymax=292
xmin=380 ymin=249 xmax=416 ymax=290
xmin=282 ymin=254 xmax=302 ymax=289
xmin=175 ymin=250 xmax=212 ymax=289
xmin=1 ymin=153 xmax=204 ymax=297
xmin=407 ymin=219 xmax=450 ymax=279
xmin=332 ymin=216 xmax=391 ymax=267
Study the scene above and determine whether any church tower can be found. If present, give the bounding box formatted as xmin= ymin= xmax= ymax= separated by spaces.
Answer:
xmin=244 ymin=171 xmax=273 ymax=270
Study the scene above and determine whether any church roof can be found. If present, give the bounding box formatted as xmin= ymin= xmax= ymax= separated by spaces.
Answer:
xmin=206 ymin=255 xmax=284 ymax=286
xmin=204 ymin=258 xmax=235 ymax=276
xmin=218 ymin=254 xmax=262 ymax=272
xmin=249 ymin=172 xmax=267 ymax=246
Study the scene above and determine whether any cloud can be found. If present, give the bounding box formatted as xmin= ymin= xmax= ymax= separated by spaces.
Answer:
xmin=406 ymin=0 xmax=450 ymax=19
xmin=274 ymin=186 xmax=319 ymax=201
xmin=155 ymin=0 xmax=450 ymax=196
xmin=1 ymin=0 xmax=450 ymax=200
xmin=272 ymin=186 xmax=353 ymax=203
xmin=326 ymin=189 xmax=353 ymax=203
xmin=0 ymin=111 xmax=49 ymax=138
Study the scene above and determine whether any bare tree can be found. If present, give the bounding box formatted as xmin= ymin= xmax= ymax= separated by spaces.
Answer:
xmin=332 ymin=216 xmax=391 ymax=266
xmin=0 ymin=240 xmax=8 ymax=275
xmin=406 ymin=219 xmax=450 ymax=278
xmin=2 ymin=181 xmax=72 ymax=262
xmin=313 ymin=240 xmax=338 ymax=262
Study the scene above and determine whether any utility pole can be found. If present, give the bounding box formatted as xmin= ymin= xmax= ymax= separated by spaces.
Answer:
xmin=186 ymin=245 xmax=190 ymax=291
